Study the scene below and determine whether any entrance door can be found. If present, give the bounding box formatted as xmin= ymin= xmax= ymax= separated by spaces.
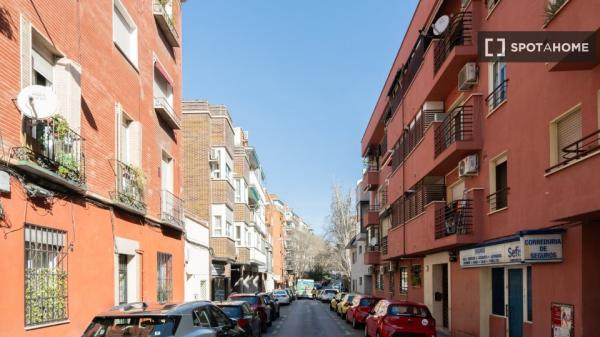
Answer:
xmin=442 ymin=264 xmax=449 ymax=328
xmin=508 ymin=269 xmax=524 ymax=337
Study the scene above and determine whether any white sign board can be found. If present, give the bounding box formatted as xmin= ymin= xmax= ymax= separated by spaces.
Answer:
xmin=460 ymin=233 xmax=563 ymax=268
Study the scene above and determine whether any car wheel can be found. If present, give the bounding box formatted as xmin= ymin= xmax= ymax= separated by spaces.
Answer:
xmin=352 ymin=317 xmax=358 ymax=329
xmin=364 ymin=325 xmax=369 ymax=337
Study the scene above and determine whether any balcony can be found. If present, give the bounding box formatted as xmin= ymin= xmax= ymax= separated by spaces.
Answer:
xmin=250 ymin=247 xmax=267 ymax=266
xmin=110 ymin=160 xmax=146 ymax=215
xmin=364 ymin=245 xmax=381 ymax=265
xmin=11 ymin=117 xmax=85 ymax=192
xmin=432 ymin=99 xmax=482 ymax=175
xmin=386 ymin=189 xmax=483 ymax=258
xmin=153 ymin=0 xmax=180 ymax=47
xmin=211 ymin=237 xmax=236 ymax=262
xmin=546 ymin=129 xmax=600 ymax=173
xmin=235 ymin=203 xmax=253 ymax=224
xmin=154 ymin=97 xmax=181 ymax=129
xmin=160 ymin=190 xmax=184 ymax=230
xmin=366 ymin=205 xmax=380 ymax=226
xmin=237 ymin=247 xmax=251 ymax=264
xmin=487 ymin=187 xmax=509 ymax=212
xmin=363 ymin=162 xmax=379 ymax=190
xmin=433 ymin=11 xmax=474 ymax=73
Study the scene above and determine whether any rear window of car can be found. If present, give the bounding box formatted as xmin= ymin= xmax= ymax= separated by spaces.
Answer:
xmin=274 ymin=291 xmax=288 ymax=296
xmin=231 ymin=296 xmax=259 ymax=305
xmin=359 ymin=298 xmax=378 ymax=306
xmin=83 ymin=316 xmax=180 ymax=337
xmin=219 ymin=306 xmax=242 ymax=319
xmin=346 ymin=295 xmax=355 ymax=303
xmin=325 ymin=290 xmax=337 ymax=294
xmin=388 ymin=305 xmax=430 ymax=318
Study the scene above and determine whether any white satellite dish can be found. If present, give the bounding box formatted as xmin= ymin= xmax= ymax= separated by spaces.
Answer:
xmin=432 ymin=15 xmax=450 ymax=36
xmin=16 ymin=85 xmax=58 ymax=119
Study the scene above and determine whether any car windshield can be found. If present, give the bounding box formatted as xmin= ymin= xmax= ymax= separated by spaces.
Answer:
xmin=232 ymin=296 xmax=259 ymax=305
xmin=82 ymin=316 xmax=179 ymax=337
xmin=274 ymin=291 xmax=287 ymax=296
xmin=388 ymin=305 xmax=430 ymax=318
xmin=219 ymin=306 xmax=243 ymax=319
xmin=325 ymin=290 xmax=337 ymax=294
xmin=359 ymin=298 xmax=378 ymax=306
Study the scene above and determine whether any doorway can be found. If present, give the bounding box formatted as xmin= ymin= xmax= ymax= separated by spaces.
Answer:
xmin=432 ymin=263 xmax=449 ymax=329
xmin=507 ymin=269 xmax=524 ymax=337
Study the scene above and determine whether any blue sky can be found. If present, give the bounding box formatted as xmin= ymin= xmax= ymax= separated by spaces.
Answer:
xmin=182 ymin=0 xmax=418 ymax=235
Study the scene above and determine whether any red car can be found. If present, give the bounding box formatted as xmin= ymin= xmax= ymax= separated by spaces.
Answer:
xmin=229 ymin=293 xmax=272 ymax=333
xmin=364 ymin=300 xmax=436 ymax=337
xmin=345 ymin=295 xmax=381 ymax=329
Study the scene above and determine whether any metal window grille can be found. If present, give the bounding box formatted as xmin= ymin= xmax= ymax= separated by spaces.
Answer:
xmin=399 ymin=267 xmax=408 ymax=294
xmin=24 ymin=225 xmax=68 ymax=326
xmin=157 ymin=252 xmax=173 ymax=303
xmin=118 ymin=254 xmax=128 ymax=304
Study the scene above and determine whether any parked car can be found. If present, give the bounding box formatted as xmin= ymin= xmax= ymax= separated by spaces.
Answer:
xmin=330 ymin=292 xmax=346 ymax=311
xmin=336 ymin=293 xmax=357 ymax=317
xmin=229 ymin=293 xmax=272 ymax=332
xmin=82 ymin=301 xmax=246 ymax=337
xmin=364 ymin=300 xmax=437 ymax=337
xmin=259 ymin=292 xmax=280 ymax=320
xmin=215 ymin=301 xmax=262 ymax=337
xmin=273 ymin=289 xmax=291 ymax=305
xmin=285 ymin=288 xmax=296 ymax=301
xmin=345 ymin=295 xmax=381 ymax=328
xmin=320 ymin=288 xmax=339 ymax=303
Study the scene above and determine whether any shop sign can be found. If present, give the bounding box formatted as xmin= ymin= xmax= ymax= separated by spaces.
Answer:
xmin=460 ymin=233 xmax=563 ymax=268
xmin=522 ymin=234 xmax=563 ymax=262
xmin=551 ymin=303 xmax=574 ymax=337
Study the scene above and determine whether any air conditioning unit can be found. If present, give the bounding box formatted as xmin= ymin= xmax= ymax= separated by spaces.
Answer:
xmin=433 ymin=113 xmax=446 ymax=122
xmin=209 ymin=149 xmax=219 ymax=161
xmin=388 ymin=261 xmax=395 ymax=272
xmin=458 ymin=154 xmax=479 ymax=177
xmin=458 ymin=62 xmax=478 ymax=91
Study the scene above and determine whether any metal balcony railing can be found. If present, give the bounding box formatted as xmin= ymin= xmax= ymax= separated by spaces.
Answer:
xmin=11 ymin=117 xmax=85 ymax=186
xmin=111 ymin=160 xmax=146 ymax=214
xmin=435 ymin=199 xmax=473 ymax=239
xmin=381 ymin=236 xmax=388 ymax=255
xmin=367 ymin=244 xmax=381 ymax=252
xmin=487 ymin=187 xmax=510 ymax=211
xmin=434 ymin=11 xmax=473 ymax=73
xmin=369 ymin=204 xmax=381 ymax=212
xmin=365 ymin=160 xmax=379 ymax=172
xmin=434 ymin=105 xmax=474 ymax=157
xmin=391 ymin=183 xmax=446 ymax=227
xmin=485 ymin=79 xmax=509 ymax=111
xmin=161 ymin=190 xmax=184 ymax=228
xmin=546 ymin=129 xmax=600 ymax=172
xmin=154 ymin=97 xmax=181 ymax=129
xmin=152 ymin=0 xmax=179 ymax=47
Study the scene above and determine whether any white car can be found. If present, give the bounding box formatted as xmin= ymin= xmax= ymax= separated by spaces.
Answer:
xmin=273 ymin=290 xmax=291 ymax=305
xmin=320 ymin=289 xmax=339 ymax=303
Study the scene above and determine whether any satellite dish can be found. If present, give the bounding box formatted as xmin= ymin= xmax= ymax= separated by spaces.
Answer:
xmin=432 ymin=15 xmax=450 ymax=36
xmin=16 ymin=85 xmax=58 ymax=119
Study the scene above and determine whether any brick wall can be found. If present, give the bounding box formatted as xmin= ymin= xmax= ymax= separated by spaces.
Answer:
xmin=237 ymin=247 xmax=250 ymax=264
xmin=211 ymin=179 xmax=235 ymax=209
xmin=211 ymin=237 xmax=236 ymax=260
xmin=235 ymin=203 xmax=252 ymax=223
xmin=182 ymin=112 xmax=210 ymax=221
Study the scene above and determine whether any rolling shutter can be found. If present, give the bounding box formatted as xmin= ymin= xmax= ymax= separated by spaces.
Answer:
xmin=54 ymin=58 xmax=82 ymax=132
xmin=557 ymin=109 xmax=582 ymax=158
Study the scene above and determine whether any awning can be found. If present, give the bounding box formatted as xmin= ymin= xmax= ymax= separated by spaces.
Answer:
xmin=154 ymin=58 xmax=174 ymax=86
xmin=248 ymin=186 xmax=261 ymax=203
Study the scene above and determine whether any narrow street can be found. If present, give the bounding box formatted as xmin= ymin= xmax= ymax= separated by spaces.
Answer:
xmin=266 ymin=300 xmax=363 ymax=337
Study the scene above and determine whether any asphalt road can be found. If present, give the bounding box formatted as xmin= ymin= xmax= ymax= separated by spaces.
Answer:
xmin=265 ymin=299 xmax=364 ymax=337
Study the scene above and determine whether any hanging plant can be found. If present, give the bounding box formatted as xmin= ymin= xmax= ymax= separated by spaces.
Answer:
xmin=56 ymin=153 xmax=79 ymax=179
xmin=544 ymin=0 xmax=567 ymax=25
xmin=51 ymin=115 xmax=71 ymax=140
xmin=130 ymin=165 xmax=147 ymax=191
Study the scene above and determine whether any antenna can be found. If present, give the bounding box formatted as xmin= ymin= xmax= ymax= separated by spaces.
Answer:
xmin=16 ymin=85 xmax=58 ymax=120
xmin=432 ymin=15 xmax=450 ymax=36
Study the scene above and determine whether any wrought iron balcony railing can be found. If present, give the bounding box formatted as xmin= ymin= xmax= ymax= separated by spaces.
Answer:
xmin=485 ymin=79 xmax=509 ymax=111
xmin=367 ymin=244 xmax=381 ymax=252
xmin=434 ymin=11 xmax=473 ymax=73
xmin=381 ymin=236 xmax=388 ymax=255
xmin=154 ymin=97 xmax=181 ymax=129
xmin=391 ymin=183 xmax=446 ymax=227
xmin=161 ymin=190 xmax=184 ymax=228
xmin=434 ymin=105 xmax=474 ymax=157
xmin=153 ymin=0 xmax=179 ymax=47
xmin=11 ymin=117 xmax=85 ymax=186
xmin=111 ymin=160 xmax=146 ymax=214
xmin=546 ymin=129 xmax=600 ymax=172
xmin=435 ymin=199 xmax=473 ymax=239
xmin=487 ymin=187 xmax=509 ymax=211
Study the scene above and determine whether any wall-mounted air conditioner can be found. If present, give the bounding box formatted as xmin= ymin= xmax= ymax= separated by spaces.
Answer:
xmin=458 ymin=62 xmax=478 ymax=91
xmin=458 ymin=154 xmax=479 ymax=177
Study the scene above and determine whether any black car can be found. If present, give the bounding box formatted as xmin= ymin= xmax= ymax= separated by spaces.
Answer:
xmin=82 ymin=301 xmax=246 ymax=337
xmin=259 ymin=293 xmax=280 ymax=320
xmin=216 ymin=301 xmax=262 ymax=337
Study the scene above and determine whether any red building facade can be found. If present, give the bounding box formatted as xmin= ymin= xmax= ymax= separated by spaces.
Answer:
xmin=361 ymin=1 xmax=600 ymax=337
xmin=0 ymin=1 xmax=184 ymax=336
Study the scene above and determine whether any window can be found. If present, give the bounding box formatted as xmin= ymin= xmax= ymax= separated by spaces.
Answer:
xmin=117 ymin=110 xmax=141 ymax=166
xmin=32 ymin=39 xmax=55 ymax=87
xmin=358 ymin=245 xmax=362 ymax=255
xmin=161 ymin=151 xmax=173 ymax=193
xmin=550 ymin=106 xmax=582 ymax=166
xmin=225 ymin=164 xmax=232 ymax=180
xmin=209 ymin=306 xmax=231 ymax=327
xmin=492 ymin=268 xmax=505 ymax=316
xmin=359 ymin=277 xmax=363 ymax=286
xmin=376 ymin=272 xmax=384 ymax=290
xmin=118 ymin=254 xmax=129 ymax=304
xmin=235 ymin=225 xmax=241 ymax=245
xmin=226 ymin=221 xmax=233 ymax=238
xmin=352 ymin=252 xmax=356 ymax=264
xmin=389 ymin=271 xmax=395 ymax=296
xmin=113 ymin=0 xmax=138 ymax=67
xmin=488 ymin=61 xmax=507 ymax=110
xmin=213 ymin=215 xmax=223 ymax=236
xmin=153 ymin=62 xmax=173 ymax=108
xmin=527 ymin=266 xmax=533 ymax=321
xmin=489 ymin=154 xmax=508 ymax=211
xmin=25 ymin=225 xmax=68 ymax=326
xmin=157 ymin=252 xmax=172 ymax=303
xmin=487 ymin=0 xmax=501 ymax=10
xmin=411 ymin=265 xmax=422 ymax=287
xmin=399 ymin=267 xmax=408 ymax=294
xmin=193 ymin=308 xmax=212 ymax=328
xmin=235 ymin=179 xmax=242 ymax=202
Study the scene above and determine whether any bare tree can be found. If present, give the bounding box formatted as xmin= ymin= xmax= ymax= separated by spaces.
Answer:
xmin=325 ymin=183 xmax=356 ymax=276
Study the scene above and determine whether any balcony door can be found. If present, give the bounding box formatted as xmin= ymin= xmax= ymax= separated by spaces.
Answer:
xmin=161 ymin=151 xmax=174 ymax=216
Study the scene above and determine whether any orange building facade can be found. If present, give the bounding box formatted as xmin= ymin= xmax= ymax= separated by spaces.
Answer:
xmin=361 ymin=1 xmax=600 ymax=337
xmin=266 ymin=194 xmax=288 ymax=288
xmin=0 ymin=1 xmax=185 ymax=336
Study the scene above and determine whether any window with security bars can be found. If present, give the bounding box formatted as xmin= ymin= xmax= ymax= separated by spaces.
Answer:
xmin=389 ymin=271 xmax=395 ymax=296
xmin=118 ymin=254 xmax=128 ymax=304
xmin=157 ymin=252 xmax=173 ymax=303
xmin=24 ymin=225 xmax=68 ymax=326
xmin=555 ymin=108 xmax=582 ymax=164
xmin=375 ymin=273 xmax=384 ymax=290
xmin=399 ymin=267 xmax=408 ymax=294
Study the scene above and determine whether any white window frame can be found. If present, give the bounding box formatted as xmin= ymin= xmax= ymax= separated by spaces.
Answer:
xmin=213 ymin=215 xmax=223 ymax=237
xmin=113 ymin=0 xmax=138 ymax=68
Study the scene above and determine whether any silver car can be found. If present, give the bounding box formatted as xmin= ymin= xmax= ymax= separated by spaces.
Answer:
xmin=273 ymin=290 xmax=291 ymax=305
xmin=82 ymin=302 xmax=247 ymax=337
